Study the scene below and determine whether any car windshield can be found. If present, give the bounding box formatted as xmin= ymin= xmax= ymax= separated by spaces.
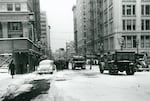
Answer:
xmin=40 ymin=60 xmax=54 ymax=65
xmin=72 ymin=56 xmax=85 ymax=61
xmin=116 ymin=52 xmax=135 ymax=61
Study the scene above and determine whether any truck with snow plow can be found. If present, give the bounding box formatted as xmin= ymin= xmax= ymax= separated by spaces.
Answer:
xmin=99 ymin=51 xmax=136 ymax=75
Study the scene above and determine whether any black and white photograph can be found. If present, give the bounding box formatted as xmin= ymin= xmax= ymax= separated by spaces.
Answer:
xmin=0 ymin=0 xmax=150 ymax=101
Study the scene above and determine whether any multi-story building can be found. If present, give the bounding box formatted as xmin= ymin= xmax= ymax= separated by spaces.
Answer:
xmin=74 ymin=0 xmax=94 ymax=57
xmin=72 ymin=5 xmax=78 ymax=55
xmin=31 ymin=0 xmax=41 ymax=41
xmin=74 ymin=0 xmax=150 ymax=56
xmin=40 ymin=11 xmax=51 ymax=59
xmin=0 ymin=0 xmax=41 ymax=74
xmin=103 ymin=0 xmax=150 ymax=54
xmin=73 ymin=0 xmax=103 ymax=58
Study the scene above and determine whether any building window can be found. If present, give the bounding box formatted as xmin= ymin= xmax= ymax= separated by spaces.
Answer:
xmin=127 ymin=20 xmax=132 ymax=30
xmin=122 ymin=5 xmax=125 ymax=15
xmin=133 ymin=20 xmax=136 ymax=30
xmin=142 ymin=19 xmax=150 ymax=30
xmin=8 ymin=22 xmax=23 ymax=31
xmin=15 ymin=3 xmax=21 ymax=11
xmin=141 ymin=20 xmax=145 ymax=30
xmin=145 ymin=5 xmax=150 ymax=15
xmin=127 ymin=5 xmax=131 ymax=15
xmin=140 ymin=36 xmax=150 ymax=48
xmin=7 ymin=4 xmax=13 ymax=11
xmin=122 ymin=19 xmax=136 ymax=31
xmin=145 ymin=20 xmax=150 ymax=30
xmin=0 ymin=23 xmax=2 ymax=38
xmin=133 ymin=36 xmax=136 ymax=48
xmin=141 ymin=5 xmax=150 ymax=15
xmin=123 ymin=20 xmax=126 ymax=30
xmin=133 ymin=5 xmax=135 ymax=15
xmin=141 ymin=5 xmax=144 ymax=15
xmin=123 ymin=36 xmax=137 ymax=48
xmin=122 ymin=5 xmax=136 ymax=16
xmin=127 ymin=36 xmax=132 ymax=48
xmin=146 ymin=36 xmax=150 ymax=48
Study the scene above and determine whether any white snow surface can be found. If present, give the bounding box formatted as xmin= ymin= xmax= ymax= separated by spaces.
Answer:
xmin=0 ymin=72 xmax=53 ymax=100
xmin=33 ymin=65 xmax=150 ymax=101
xmin=0 ymin=65 xmax=150 ymax=101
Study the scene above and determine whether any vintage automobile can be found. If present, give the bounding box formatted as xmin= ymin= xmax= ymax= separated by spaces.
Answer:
xmin=37 ymin=59 xmax=56 ymax=74
xmin=71 ymin=56 xmax=86 ymax=70
xmin=54 ymin=59 xmax=69 ymax=70
xmin=135 ymin=53 xmax=150 ymax=71
xmin=99 ymin=51 xmax=136 ymax=75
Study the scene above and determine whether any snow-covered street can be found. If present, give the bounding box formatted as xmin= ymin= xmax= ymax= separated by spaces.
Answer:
xmin=47 ymin=65 xmax=150 ymax=101
xmin=0 ymin=65 xmax=150 ymax=101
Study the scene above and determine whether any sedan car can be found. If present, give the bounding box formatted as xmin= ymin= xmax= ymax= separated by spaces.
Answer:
xmin=37 ymin=59 xmax=56 ymax=74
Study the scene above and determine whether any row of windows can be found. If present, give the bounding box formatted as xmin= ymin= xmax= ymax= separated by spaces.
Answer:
xmin=8 ymin=22 xmax=22 ymax=30
xmin=7 ymin=3 xmax=21 ymax=11
xmin=122 ymin=36 xmax=150 ymax=48
xmin=123 ymin=19 xmax=136 ymax=31
xmin=122 ymin=19 xmax=150 ymax=31
xmin=141 ymin=5 xmax=150 ymax=16
xmin=141 ymin=36 xmax=150 ymax=48
xmin=141 ymin=19 xmax=150 ymax=30
xmin=122 ymin=5 xmax=150 ymax=16
xmin=122 ymin=5 xmax=135 ymax=16
xmin=122 ymin=36 xmax=137 ymax=48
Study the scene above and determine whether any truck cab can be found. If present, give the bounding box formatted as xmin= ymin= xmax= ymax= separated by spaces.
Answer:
xmin=71 ymin=56 xmax=86 ymax=70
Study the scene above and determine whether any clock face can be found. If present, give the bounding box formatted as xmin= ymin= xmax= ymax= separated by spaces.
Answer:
xmin=30 ymin=15 xmax=34 ymax=20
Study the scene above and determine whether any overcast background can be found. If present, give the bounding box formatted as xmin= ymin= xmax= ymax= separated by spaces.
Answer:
xmin=40 ymin=0 xmax=76 ymax=52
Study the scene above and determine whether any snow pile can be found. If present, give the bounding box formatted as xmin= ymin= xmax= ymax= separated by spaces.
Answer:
xmin=0 ymin=72 xmax=54 ymax=100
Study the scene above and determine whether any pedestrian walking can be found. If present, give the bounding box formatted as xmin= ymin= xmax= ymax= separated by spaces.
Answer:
xmin=9 ymin=60 xmax=15 ymax=79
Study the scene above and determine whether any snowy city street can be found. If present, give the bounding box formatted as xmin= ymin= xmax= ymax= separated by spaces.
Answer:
xmin=0 ymin=65 xmax=150 ymax=101
xmin=1 ymin=0 xmax=150 ymax=101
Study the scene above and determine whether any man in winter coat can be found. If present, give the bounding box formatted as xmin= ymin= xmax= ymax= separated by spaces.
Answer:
xmin=9 ymin=60 xmax=15 ymax=78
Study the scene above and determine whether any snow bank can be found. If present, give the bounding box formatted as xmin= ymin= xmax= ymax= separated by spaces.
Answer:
xmin=0 ymin=72 xmax=54 ymax=100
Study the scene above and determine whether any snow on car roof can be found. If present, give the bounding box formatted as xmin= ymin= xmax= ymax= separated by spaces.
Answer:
xmin=40 ymin=60 xmax=54 ymax=64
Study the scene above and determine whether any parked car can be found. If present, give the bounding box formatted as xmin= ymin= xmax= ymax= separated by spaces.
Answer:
xmin=37 ymin=60 xmax=56 ymax=74
xmin=136 ymin=58 xmax=150 ymax=71
xmin=135 ymin=53 xmax=150 ymax=71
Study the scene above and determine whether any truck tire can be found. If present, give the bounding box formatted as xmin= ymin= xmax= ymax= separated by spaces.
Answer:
xmin=126 ymin=67 xmax=135 ymax=75
xmin=72 ymin=66 xmax=75 ymax=70
xmin=109 ymin=69 xmax=113 ymax=75
xmin=100 ymin=66 xmax=104 ymax=73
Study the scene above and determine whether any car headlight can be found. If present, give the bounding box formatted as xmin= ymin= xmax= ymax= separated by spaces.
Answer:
xmin=129 ymin=63 xmax=134 ymax=65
